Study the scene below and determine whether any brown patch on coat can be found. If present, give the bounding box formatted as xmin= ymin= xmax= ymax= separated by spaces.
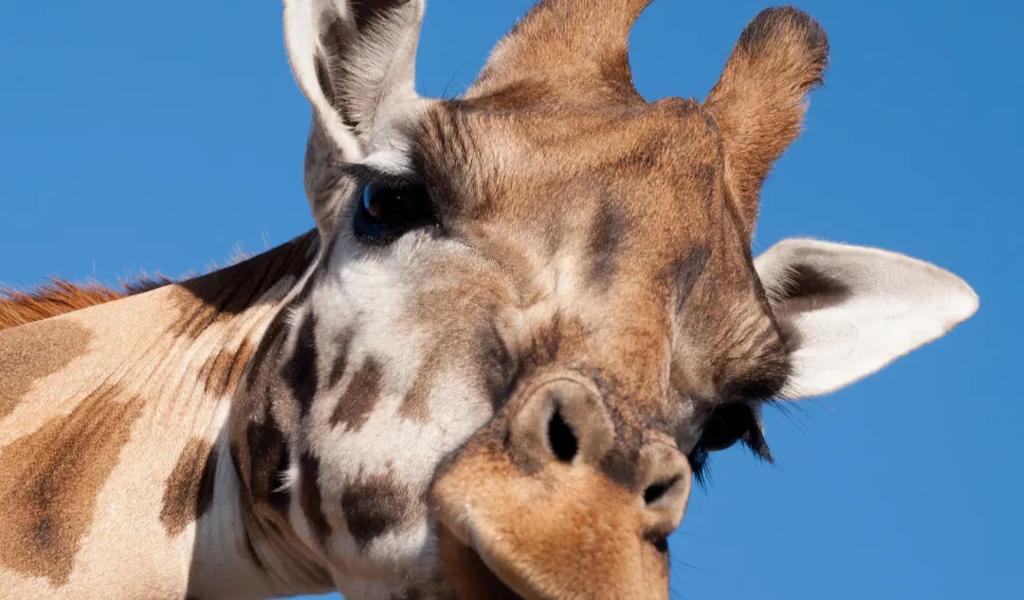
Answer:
xmin=299 ymin=452 xmax=331 ymax=545
xmin=0 ymin=385 xmax=144 ymax=585
xmin=281 ymin=312 xmax=319 ymax=415
xmin=0 ymin=319 xmax=92 ymax=420
xmin=520 ymin=314 xmax=588 ymax=376
xmin=169 ymin=231 xmax=317 ymax=339
xmin=230 ymin=456 xmax=334 ymax=586
xmin=326 ymin=328 xmax=354 ymax=389
xmin=398 ymin=351 xmax=439 ymax=422
xmin=587 ymin=197 xmax=629 ymax=284
xmin=228 ymin=314 xmax=298 ymax=529
xmin=341 ymin=471 xmax=410 ymax=549
xmin=198 ymin=340 xmax=256 ymax=398
xmin=330 ymin=357 xmax=383 ymax=432
xmin=245 ymin=409 xmax=292 ymax=517
xmin=668 ymin=244 xmax=712 ymax=312
xmin=160 ymin=438 xmax=218 ymax=536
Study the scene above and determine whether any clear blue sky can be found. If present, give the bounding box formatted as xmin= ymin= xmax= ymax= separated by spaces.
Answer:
xmin=1 ymin=1 xmax=1020 ymax=599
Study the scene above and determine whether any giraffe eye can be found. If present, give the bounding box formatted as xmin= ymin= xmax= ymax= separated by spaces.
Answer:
xmin=353 ymin=182 xmax=437 ymax=243
xmin=697 ymin=403 xmax=757 ymax=452
xmin=688 ymin=402 xmax=771 ymax=482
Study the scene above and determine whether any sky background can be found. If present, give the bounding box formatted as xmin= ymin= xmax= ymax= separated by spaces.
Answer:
xmin=1 ymin=1 xmax=1020 ymax=599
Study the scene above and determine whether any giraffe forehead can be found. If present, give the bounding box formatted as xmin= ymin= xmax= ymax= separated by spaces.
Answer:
xmin=402 ymin=99 xmax=728 ymax=282
xmin=416 ymin=96 xmax=723 ymax=185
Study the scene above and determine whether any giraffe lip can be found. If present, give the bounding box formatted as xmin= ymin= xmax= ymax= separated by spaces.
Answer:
xmin=436 ymin=518 xmax=522 ymax=599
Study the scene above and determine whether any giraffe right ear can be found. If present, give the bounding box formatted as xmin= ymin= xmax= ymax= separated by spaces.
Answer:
xmin=283 ymin=0 xmax=425 ymax=232
xmin=705 ymin=8 xmax=829 ymax=236
xmin=754 ymin=239 xmax=979 ymax=400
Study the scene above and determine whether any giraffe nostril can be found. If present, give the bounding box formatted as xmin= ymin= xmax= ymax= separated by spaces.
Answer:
xmin=643 ymin=476 xmax=680 ymax=505
xmin=547 ymin=408 xmax=578 ymax=463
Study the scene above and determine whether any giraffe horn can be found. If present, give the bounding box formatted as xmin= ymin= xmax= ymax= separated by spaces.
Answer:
xmin=468 ymin=0 xmax=652 ymax=104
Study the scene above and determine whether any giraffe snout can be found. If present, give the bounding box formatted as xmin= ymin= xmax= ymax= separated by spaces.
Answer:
xmin=507 ymin=378 xmax=615 ymax=474
xmin=506 ymin=377 xmax=692 ymax=539
xmin=431 ymin=375 xmax=691 ymax=599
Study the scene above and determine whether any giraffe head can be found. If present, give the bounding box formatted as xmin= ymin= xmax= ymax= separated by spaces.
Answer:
xmin=235 ymin=1 xmax=978 ymax=597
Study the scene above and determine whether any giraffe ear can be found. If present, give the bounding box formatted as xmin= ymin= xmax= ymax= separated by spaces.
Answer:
xmin=705 ymin=8 xmax=828 ymax=236
xmin=283 ymin=0 xmax=425 ymax=231
xmin=754 ymin=239 xmax=979 ymax=399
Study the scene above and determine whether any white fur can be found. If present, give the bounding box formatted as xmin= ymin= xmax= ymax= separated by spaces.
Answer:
xmin=283 ymin=0 xmax=363 ymax=158
xmin=754 ymin=238 xmax=979 ymax=399
xmin=283 ymin=0 xmax=424 ymax=145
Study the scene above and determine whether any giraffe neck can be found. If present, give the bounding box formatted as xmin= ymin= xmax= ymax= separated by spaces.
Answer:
xmin=0 ymin=230 xmax=331 ymax=598
xmin=169 ymin=230 xmax=343 ymax=598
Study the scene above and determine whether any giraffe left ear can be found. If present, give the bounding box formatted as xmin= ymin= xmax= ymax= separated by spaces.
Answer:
xmin=283 ymin=0 xmax=425 ymax=233
xmin=754 ymin=239 xmax=979 ymax=399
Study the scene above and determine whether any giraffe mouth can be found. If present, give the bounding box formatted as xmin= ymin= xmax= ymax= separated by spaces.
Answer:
xmin=436 ymin=520 xmax=522 ymax=599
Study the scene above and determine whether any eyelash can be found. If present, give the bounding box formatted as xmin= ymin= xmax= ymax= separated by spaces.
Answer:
xmin=688 ymin=402 xmax=773 ymax=484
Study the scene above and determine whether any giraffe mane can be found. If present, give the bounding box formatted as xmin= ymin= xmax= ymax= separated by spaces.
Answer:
xmin=0 ymin=277 xmax=171 ymax=332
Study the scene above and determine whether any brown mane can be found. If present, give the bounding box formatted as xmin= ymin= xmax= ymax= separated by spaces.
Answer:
xmin=0 ymin=232 xmax=318 ymax=334
xmin=0 ymin=278 xmax=169 ymax=332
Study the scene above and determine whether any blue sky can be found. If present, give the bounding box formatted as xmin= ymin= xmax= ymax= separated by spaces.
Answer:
xmin=1 ymin=1 xmax=1020 ymax=599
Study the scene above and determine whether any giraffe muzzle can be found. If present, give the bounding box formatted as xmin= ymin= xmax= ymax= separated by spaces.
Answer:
xmin=431 ymin=375 xmax=692 ymax=599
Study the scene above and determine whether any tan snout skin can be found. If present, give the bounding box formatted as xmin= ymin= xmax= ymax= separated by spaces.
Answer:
xmin=432 ymin=378 xmax=692 ymax=600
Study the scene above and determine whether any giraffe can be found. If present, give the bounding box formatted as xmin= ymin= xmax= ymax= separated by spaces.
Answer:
xmin=0 ymin=1 xmax=979 ymax=598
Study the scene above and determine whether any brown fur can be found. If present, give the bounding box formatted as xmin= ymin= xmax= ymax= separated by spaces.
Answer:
xmin=0 ymin=319 xmax=92 ymax=421
xmin=0 ymin=280 xmax=125 ymax=332
xmin=167 ymin=231 xmax=316 ymax=340
xmin=340 ymin=470 xmax=411 ymax=549
xmin=437 ymin=522 xmax=519 ymax=600
xmin=160 ymin=438 xmax=218 ymax=536
xmin=0 ymin=3 xmax=832 ymax=597
xmin=471 ymin=0 xmax=651 ymax=105
xmin=417 ymin=4 xmax=817 ymax=595
xmin=0 ymin=232 xmax=323 ymax=597
xmin=330 ymin=357 xmax=383 ymax=431
xmin=0 ymin=276 xmax=174 ymax=333
xmin=705 ymin=7 xmax=829 ymax=233
xmin=0 ymin=385 xmax=145 ymax=585
xmin=433 ymin=427 xmax=670 ymax=599
xmin=414 ymin=91 xmax=790 ymax=411
xmin=198 ymin=340 xmax=257 ymax=398
xmin=298 ymin=452 xmax=331 ymax=546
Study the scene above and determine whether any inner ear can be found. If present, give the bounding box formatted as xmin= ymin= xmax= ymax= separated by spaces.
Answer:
xmin=754 ymin=238 xmax=978 ymax=400
xmin=771 ymin=263 xmax=853 ymax=316
xmin=283 ymin=0 xmax=425 ymax=233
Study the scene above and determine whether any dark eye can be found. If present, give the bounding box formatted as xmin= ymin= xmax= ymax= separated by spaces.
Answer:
xmin=353 ymin=182 xmax=436 ymax=243
xmin=688 ymin=402 xmax=771 ymax=482
xmin=699 ymin=403 xmax=755 ymax=452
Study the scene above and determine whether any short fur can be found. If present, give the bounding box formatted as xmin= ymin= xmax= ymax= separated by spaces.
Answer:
xmin=0 ymin=2 xmax=977 ymax=599
xmin=0 ymin=281 xmax=125 ymax=332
